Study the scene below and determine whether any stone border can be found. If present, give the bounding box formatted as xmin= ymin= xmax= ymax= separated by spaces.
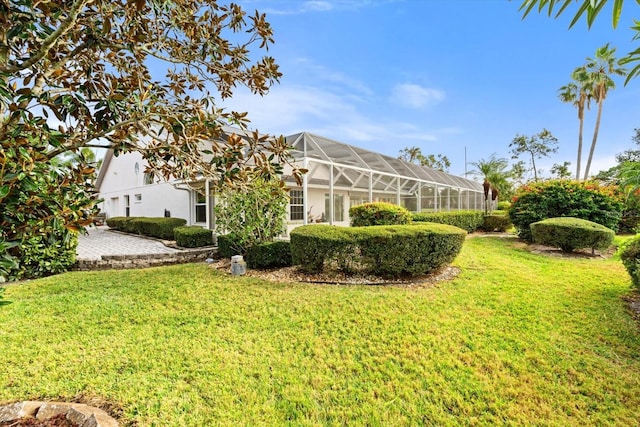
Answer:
xmin=0 ymin=401 xmax=118 ymax=426
xmin=74 ymin=248 xmax=216 ymax=271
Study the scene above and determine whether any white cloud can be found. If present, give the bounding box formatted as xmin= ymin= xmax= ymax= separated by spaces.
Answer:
xmin=389 ymin=83 xmax=445 ymax=109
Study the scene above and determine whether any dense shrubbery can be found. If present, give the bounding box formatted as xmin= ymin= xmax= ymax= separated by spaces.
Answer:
xmin=174 ymin=226 xmax=213 ymax=248
xmin=217 ymin=233 xmax=245 ymax=258
xmin=509 ymin=180 xmax=623 ymax=242
xmin=290 ymin=223 xmax=466 ymax=278
xmin=619 ymin=235 xmax=640 ymax=288
xmin=214 ymin=178 xmax=288 ymax=249
xmin=12 ymin=229 xmax=78 ymax=280
xmin=246 ymin=241 xmax=292 ymax=269
xmin=107 ymin=216 xmax=187 ymax=239
xmin=530 ymin=217 xmax=614 ymax=253
xmin=412 ymin=210 xmax=484 ymax=233
xmin=497 ymin=201 xmax=511 ymax=210
xmin=482 ymin=214 xmax=512 ymax=232
xmin=349 ymin=202 xmax=412 ymax=227
xmin=1 ymin=137 xmax=98 ymax=281
xmin=618 ymin=191 xmax=640 ymax=234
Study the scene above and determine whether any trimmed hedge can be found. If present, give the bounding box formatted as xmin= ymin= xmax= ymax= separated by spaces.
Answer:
xmin=246 ymin=241 xmax=292 ymax=269
xmin=530 ymin=217 xmax=614 ymax=253
xmin=619 ymin=235 xmax=640 ymax=289
xmin=290 ymin=223 xmax=466 ymax=278
xmin=349 ymin=202 xmax=412 ymax=226
xmin=174 ymin=226 xmax=213 ymax=248
xmin=482 ymin=214 xmax=512 ymax=232
xmin=217 ymin=233 xmax=245 ymax=258
xmin=106 ymin=216 xmax=187 ymax=240
xmin=412 ymin=210 xmax=484 ymax=233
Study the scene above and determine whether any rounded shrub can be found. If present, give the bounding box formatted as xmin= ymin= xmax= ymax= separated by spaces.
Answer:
xmin=246 ymin=241 xmax=292 ymax=269
xmin=174 ymin=226 xmax=213 ymax=248
xmin=619 ymin=235 xmax=640 ymax=289
xmin=509 ymin=180 xmax=623 ymax=242
xmin=530 ymin=217 xmax=614 ymax=253
xmin=349 ymin=202 xmax=411 ymax=227
xmin=290 ymin=223 xmax=466 ymax=278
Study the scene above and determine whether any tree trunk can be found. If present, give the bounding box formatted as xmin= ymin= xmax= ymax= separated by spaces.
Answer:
xmin=483 ymin=179 xmax=490 ymax=215
xmin=584 ymin=100 xmax=604 ymax=180
xmin=531 ymin=153 xmax=538 ymax=181
xmin=576 ymin=115 xmax=584 ymax=180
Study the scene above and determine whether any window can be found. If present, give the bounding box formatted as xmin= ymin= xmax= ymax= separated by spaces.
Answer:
xmin=143 ymin=172 xmax=154 ymax=185
xmin=350 ymin=194 xmax=368 ymax=208
xmin=325 ymin=193 xmax=344 ymax=222
xmin=124 ymin=195 xmax=130 ymax=217
xmin=289 ymin=189 xmax=304 ymax=221
xmin=195 ymin=192 xmax=206 ymax=223
xmin=134 ymin=194 xmax=142 ymax=202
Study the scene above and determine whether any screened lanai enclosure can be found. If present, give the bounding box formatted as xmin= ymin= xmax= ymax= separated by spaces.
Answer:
xmin=284 ymin=132 xmax=484 ymax=229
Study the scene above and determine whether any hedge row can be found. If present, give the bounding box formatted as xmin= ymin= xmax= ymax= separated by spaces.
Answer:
xmin=412 ymin=210 xmax=484 ymax=233
xmin=174 ymin=226 xmax=213 ymax=248
xmin=106 ymin=216 xmax=187 ymax=240
xmin=290 ymin=223 xmax=466 ymax=278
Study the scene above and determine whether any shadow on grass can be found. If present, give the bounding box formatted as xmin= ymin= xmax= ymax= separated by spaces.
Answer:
xmin=0 ymin=287 xmax=11 ymax=307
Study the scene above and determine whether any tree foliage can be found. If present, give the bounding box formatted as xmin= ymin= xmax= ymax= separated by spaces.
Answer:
xmin=398 ymin=146 xmax=451 ymax=172
xmin=1 ymin=0 xmax=300 ymax=279
xmin=470 ymin=154 xmax=510 ymax=213
xmin=509 ymin=129 xmax=558 ymax=182
xmin=519 ymin=0 xmax=640 ymax=82
xmin=550 ymin=161 xmax=572 ymax=179
xmin=214 ymin=177 xmax=288 ymax=254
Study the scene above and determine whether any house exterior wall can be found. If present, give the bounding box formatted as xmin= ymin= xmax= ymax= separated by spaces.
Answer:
xmin=97 ymin=152 xmax=192 ymax=222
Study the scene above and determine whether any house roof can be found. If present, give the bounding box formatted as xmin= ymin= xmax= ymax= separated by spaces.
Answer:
xmin=96 ymin=127 xmax=483 ymax=193
xmin=287 ymin=132 xmax=483 ymax=192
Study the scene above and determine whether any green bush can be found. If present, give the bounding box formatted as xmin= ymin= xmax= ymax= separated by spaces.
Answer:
xmin=530 ymin=217 xmax=614 ymax=253
xmin=482 ymin=214 xmax=512 ymax=232
xmin=509 ymin=180 xmax=623 ymax=242
xmin=246 ymin=241 xmax=292 ymax=269
xmin=214 ymin=178 xmax=288 ymax=249
xmin=290 ymin=223 xmax=466 ymax=278
xmin=107 ymin=217 xmax=187 ymax=239
xmin=619 ymin=235 xmax=640 ymax=289
xmin=105 ymin=216 xmax=131 ymax=229
xmin=13 ymin=229 xmax=78 ymax=279
xmin=497 ymin=201 xmax=511 ymax=210
xmin=217 ymin=233 xmax=246 ymax=258
xmin=174 ymin=226 xmax=213 ymax=248
xmin=349 ymin=202 xmax=412 ymax=227
xmin=412 ymin=210 xmax=484 ymax=233
xmin=1 ymin=132 xmax=99 ymax=281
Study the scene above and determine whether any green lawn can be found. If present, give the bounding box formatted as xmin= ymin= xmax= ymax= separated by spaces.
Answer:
xmin=1 ymin=236 xmax=639 ymax=426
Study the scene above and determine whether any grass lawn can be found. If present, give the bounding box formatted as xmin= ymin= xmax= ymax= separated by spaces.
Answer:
xmin=1 ymin=236 xmax=639 ymax=426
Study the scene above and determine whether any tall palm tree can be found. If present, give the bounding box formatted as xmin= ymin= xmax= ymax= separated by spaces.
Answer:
xmin=583 ymin=44 xmax=627 ymax=180
xmin=470 ymin=154 xmax=509 ymax=214
xmin=558 ymin=66 xmax=592 ymax=180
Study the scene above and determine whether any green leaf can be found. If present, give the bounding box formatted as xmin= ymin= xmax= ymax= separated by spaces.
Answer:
xmin=0 ymin=185 xmax=9 ymax=199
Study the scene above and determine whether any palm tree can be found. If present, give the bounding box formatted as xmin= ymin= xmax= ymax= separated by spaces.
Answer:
xmin=558 ymin=66 xmax=592 ymax=180
xmin=470 ymin=154 xmax=509 ymax=214
xmin=582 ymin=44 xmax=627 ymax=180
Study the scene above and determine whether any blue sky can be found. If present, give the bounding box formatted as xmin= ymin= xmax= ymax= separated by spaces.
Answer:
xmin=223 ymin=0 xmax=640 ymax=180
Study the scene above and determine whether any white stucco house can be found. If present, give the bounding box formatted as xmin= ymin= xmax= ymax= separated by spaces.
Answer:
xmin=96 ymin=129 xmax=484 ymax=234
